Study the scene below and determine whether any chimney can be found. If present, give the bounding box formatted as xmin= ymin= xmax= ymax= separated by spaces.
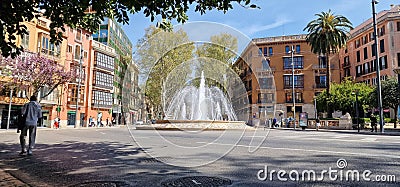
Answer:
xmin=390 ymin=4 xmax=394 ymax=9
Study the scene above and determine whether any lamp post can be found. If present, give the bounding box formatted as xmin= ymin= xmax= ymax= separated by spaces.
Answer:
xmin=6 ymin=88 xmax=13 ymax=130
xmin=289 ymin=45 xmax=296 ymax=130
xmin=75 ymin=47 xmax=83 ymax=128
xmin=352 ymin=90 xmax=360 ymax=133
xmin=314 ymin=96 xmax=317 ymax=119
xmin=393 ymin=68 xmax=400 ymax=128
xmin=372 ymin=0 xmax=384 ymax=133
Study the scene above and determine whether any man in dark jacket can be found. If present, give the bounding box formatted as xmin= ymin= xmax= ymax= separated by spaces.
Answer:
xmin=19 ymin=95 xmax=42 ymax=155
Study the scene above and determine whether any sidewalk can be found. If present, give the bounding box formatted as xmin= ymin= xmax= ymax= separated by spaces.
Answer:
xmin=0 ymin=168 xmax=28 ymax=187
xmin=268 ymin=126 xmax=400 ymax=136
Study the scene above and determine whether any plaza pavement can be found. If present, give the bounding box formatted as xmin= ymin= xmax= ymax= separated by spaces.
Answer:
xmin=0 ymin=127 xmax=400 ymax=187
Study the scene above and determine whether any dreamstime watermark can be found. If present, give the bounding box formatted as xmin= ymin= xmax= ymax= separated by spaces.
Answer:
xmin=257 ymin=159 xmax=396 ymax=182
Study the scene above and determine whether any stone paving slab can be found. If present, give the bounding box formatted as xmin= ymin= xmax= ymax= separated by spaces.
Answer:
xmin=0 ymin=169 xmax=28 ymax=187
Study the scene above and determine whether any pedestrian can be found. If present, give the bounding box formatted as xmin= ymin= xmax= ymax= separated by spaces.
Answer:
xmin=54 ymin=117 xmax=59 ymax=129
xmin=315 ymin=118 xmax=321 ymax=131
xmin=272 ymin=117 xmax=277 ymax=128
xmin=106 ymin=118 xmax=110 ymax=127
xmin=19 ymin=95 xmax=42 ymax=156
xmin=97 ymin=112 xmax=102 ymax=127
xmin=89 ymin=116 xmax=93 ymax=127
xmin=370 ymin=114 xmax=378 ymax=132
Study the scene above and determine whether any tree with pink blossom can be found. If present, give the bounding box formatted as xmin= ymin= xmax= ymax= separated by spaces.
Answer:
xmin=0 ymin=54 xmax=74 ymax=99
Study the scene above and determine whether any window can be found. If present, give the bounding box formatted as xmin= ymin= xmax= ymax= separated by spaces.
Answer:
xmin=40 ymin=35 xmax=60 ymax=56
xmin=356 ymin=65 xmax=362 ymax=77
xmin=356 ymin=51 xmax=360 ymax=62
xmin=319 ymin=56 xmax=327 ymax=68
xmin=248 ymin=94 xmax=252 ymax=104
xmin=41 ymin=37 xmax=49 ymax=54
xmin=83 ymin=51 xmax=88 ymax=59
xmin=363 ymin=47 xmax=368 ymax=60
xmin=85 ymin=34 xmax=90 ymax=40
xmin=94 ymin=52 xmax=115 ymax=70
xmin=397 ymin=22 xmax=400 ymax=31
xmin=380 ymin=56 xmax=388 ymax=70
xmin=269 ymin=47 xmax=273 ymax=56
xmin=263 ymin=47 xmax=268 ymax=56
xmin=315 ymin=76 xmax=326 ymax=88
xmin=379 ymin=26 xmax=385 ymax=36
xmin=364 ymin=62 xmax=370 ymax=74
xmin=67 ymin=84 xmax=84 ymax=104
xmin=283 ymin=75 xmax=304 ymax=88
xmin=74 ymin=45 xmax=81 ymax=60
xmin=259 ymin=78 xmax=273 ymax=89
xmin=355 ymin=39 xmax=360 ymax=48
xmin=283 ymin=57 xmax=304 ymax=69
xmin=295 ymin=92 xmax=303 ymax=103
xmin=371 ymin=60 xmax=376 ymax=72
xmin=285 ymin=92 xmax=303 ymax=103
xmin=380 ymin=39 xmax=385 ymax=53
xmin=258 ymin=93 xmax=274 ymax=103
xmin=92 ymin=90 xmax=113 ymax=108
xmin=285 ymin=46 xmax=290 ymax=53
xmin=21 ymin=31 xmax=29 ymax=49
xmin=398 ymin=53 xmax=400 ymax=66
xmin=258 ymin=48 xmax=262 ymax=56
xmin=371 ymin=44 xmax=376 ymax=57
xmin=296 ymin=45 xmax=300 ymax=54
xmin=67 ymin=45 xmax=73 ymax=53
xmin=262 ymin=59 xmax=269 ymax=70
xmin=76 ymin=28 xmax=82 ymax=41
xmin=94 ymin=71 xmax=114 ymax=89
xmin=362 ymin=35 xmax=367 ymax=45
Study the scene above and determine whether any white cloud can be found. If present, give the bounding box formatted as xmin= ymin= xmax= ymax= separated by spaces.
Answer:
xmin=239 ymin=17 xmax=291 ymax=36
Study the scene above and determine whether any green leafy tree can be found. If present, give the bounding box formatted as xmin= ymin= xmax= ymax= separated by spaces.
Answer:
xmin=304 ymin=10 xmax=353 ymax=117
xmin=135 ymin=26 xmax=194 ymax=118
xmin=1 ymin=0 xmax=256 ymax=58
xmin=369 ymin=77 xmax=400 ymax=128
xmin=195 ymin=33 xmax=238 ymax=88
xmin=316 ymin=79 xmax=373 ymax=118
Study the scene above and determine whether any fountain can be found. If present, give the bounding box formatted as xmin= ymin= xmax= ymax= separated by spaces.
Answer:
xmin=147 ymin=71 xmax=248 ymax=130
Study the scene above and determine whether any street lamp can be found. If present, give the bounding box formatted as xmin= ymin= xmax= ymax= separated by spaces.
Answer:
xmin=314 ymin=96 xmax=317 ymax=119
xmin=289 ymin=45 xmax=296 ymax=130
xmin=352 ymin=90 xmax=360 ymax=133
xmin=6 ymin=87 xmax=14 ymax=130
xmin=393 ymin=68 xmax=400 ymax=128
xmin=75 ymin=46 xmax=83 ymax=128
xmin=372 ymin=0 xmax=384 ymax=133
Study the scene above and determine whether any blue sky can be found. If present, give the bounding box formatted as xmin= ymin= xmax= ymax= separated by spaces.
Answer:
xmin=122 ymin=0 xmax=399 ymax=54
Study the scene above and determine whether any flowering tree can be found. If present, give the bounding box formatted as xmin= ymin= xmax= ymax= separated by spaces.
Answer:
xmin=0 ymin=54 xmax=74 ymax=99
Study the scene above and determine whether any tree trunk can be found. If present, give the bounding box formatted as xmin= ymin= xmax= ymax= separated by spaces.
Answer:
xmin=395 ymin=107 xmax=398 ymax=128
xmin=326 ymin=54 xmax=332 ymax=118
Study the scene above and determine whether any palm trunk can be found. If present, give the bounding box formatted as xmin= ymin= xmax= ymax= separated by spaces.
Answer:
xmin=326 ymin=54 xmax=332 ymax=118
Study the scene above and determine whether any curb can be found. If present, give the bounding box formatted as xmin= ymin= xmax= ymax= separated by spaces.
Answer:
xmin=270 ymin=127 xmax=400 ymax=136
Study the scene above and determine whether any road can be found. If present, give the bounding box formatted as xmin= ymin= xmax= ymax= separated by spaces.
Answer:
xmin=0 ymin=126 xmax=399 ymax=186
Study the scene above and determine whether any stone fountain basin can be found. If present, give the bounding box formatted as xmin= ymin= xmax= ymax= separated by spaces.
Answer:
xmin=135 ymin=120 xmax=252 ymax=130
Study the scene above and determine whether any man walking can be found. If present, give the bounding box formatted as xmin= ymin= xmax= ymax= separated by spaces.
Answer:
xmin=20 ymin=95 xmax=42 ymax=155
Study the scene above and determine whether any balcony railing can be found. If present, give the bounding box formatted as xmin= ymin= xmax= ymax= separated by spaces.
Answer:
xmin=313 ymin=83 xmax=327 ymax=89
xmin=312 ymin=64 xmax=335 ymax=69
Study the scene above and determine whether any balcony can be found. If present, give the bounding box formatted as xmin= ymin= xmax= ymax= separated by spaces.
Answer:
xmin=342 ymin=61 xmax=351 ymax=68
xmin=312 ymin=64 xmax=335 ymax=69
xmin=255 ymin=68 xmax=275 ymax=77
xmin=286 ymin=99 xmax=304 ymax=103
xmin=284 ymin=84 xmax=304 ymax=89
xmin=313 ymin=83 xmax=327 ymax=89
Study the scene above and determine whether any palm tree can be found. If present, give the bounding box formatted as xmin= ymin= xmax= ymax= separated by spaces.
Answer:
xmin=304 ymin=10 xmax=353 ymax=117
